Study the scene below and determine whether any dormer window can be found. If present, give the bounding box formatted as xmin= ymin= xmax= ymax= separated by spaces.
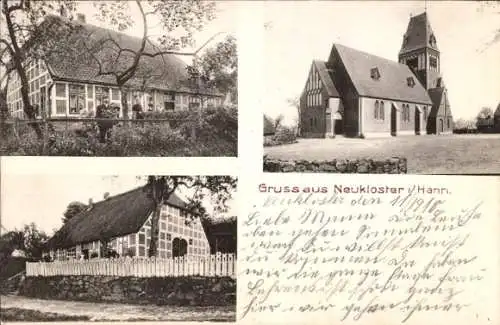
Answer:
xmin=370 ymin=67 xmax=380 ymax=80
xmin=407 ymin=77 xmax=415 ymax=87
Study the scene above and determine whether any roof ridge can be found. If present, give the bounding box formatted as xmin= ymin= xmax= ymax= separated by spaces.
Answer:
xmin=44 ymin=14 xmax=173 ymax=56
xmin=89 ymin=184 xmax=147 ymax=207
xmin=333 ymin=43 xmax=411 ymax=70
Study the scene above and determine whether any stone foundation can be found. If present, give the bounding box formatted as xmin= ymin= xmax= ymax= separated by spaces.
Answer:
xmin=19 ymin=276 xmax=236 ymax=307
xmin=263 ymin=157 xmax=407 ymax=174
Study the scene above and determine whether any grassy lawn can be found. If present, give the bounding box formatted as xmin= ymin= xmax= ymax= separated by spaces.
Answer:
xmin=263 ymin=134 xmax=500 ymax=174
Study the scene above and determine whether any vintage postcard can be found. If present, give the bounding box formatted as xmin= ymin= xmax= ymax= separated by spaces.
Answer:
xmin=262 ymin=1 xmax=500 ymax=174
xmin=1 ymin=1 xmax=499 ymax=325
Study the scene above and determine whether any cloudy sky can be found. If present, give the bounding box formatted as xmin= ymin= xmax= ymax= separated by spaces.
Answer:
xmin=263 ymin=1 xmax=500 ymax=124
xmin=1 ymin=175 xmax=236 ymax=235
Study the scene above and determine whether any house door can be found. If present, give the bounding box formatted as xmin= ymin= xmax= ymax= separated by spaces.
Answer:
xmin=391 ymin=103 xmax=397 ymax=136
xmin=415 ymin=107 xmax=421 ymax=135
xmin=439 ymin=119 xmax=444 ymax=133
xmin=172 ymin=238 xmax=188 ymax=257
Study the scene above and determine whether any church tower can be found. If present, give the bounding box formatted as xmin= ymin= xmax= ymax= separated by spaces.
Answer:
xmin=398 ymin=12 xmax=441 ymax=90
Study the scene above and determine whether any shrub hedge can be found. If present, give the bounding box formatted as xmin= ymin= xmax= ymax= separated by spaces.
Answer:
xmin=0 ymin=107 xmax=237 ymax=157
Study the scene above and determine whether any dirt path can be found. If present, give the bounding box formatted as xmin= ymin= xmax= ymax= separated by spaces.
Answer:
xmin=1 ymin=295 xmax=236 ymax=322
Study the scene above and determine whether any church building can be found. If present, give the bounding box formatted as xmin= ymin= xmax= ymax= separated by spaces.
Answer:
xmin=299 ymin=12 xmax=453 ymax=138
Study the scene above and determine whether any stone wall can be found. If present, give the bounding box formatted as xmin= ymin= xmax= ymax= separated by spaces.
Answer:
xmin=19 ymin=276 xmax=235 ymax=306
xmin=263 ymin=157 xmax=407 ymax=174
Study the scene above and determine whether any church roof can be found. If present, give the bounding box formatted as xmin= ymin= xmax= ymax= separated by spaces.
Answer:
xmin=312 ymin=60 xmax=339 ymax=97
xmin=331 ymin=43 xmax=432 ymax=105
xmin=399 ymin=12 xmax=439 ymax=55
xmin=495 ymin=102 xmax=500 ymax=117
xmin=428 ymin=87 xmax=451 ymax=117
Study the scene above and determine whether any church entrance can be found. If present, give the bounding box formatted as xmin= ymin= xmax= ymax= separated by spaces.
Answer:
xmin=415 ymin=107 xmax=421 ymax=135
xmin=391 ymin=103 xmax=398 ymax=136
xmin=325 ymin=112 xmax=332 ymax=135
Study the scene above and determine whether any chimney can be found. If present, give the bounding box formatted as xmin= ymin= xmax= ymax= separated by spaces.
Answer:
xmin=103 ymin=192 xmax=110 ymax=200
xmin=76 ymin=13 xmax=86 ymax=23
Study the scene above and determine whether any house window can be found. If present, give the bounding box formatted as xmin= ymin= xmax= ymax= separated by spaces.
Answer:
xmin=138 ymin=246 xmax=145 ymax=257
xmin=87 ymin=85 xmax=93 ymax=99
xmin=139 ymin=234 xmax=145 ymax=244
xmin=166 ymin=233 xmax=171 ymax=241
xmin=69 ymin=84 xmax=85 ymax=115
xmin=111 ymin=89 xmax=120 ymax=101
xmin=189 ymin=239 xmax=193 ymax=245
xmin=55 ymin=83 xmax=66 ymax=97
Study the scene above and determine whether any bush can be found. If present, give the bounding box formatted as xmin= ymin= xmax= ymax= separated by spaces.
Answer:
xmin=264 ymin=126 xmax=297 ymax=147
xmin=0 ymin=106 xmax=237 ymax=156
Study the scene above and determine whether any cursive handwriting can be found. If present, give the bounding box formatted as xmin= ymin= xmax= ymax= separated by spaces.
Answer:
xmin=240 ymin=188 xmax=487 ymax=323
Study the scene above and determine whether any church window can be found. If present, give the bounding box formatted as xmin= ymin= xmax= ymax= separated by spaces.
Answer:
xmin=370 ymin=67 xmax=380 ymax=80
xmin=380 ymin=101 xmax=385 ymax=120
xmin=423 ymin=106 xmax=428 ymax=120
xmin=310 ymin=117 xmax=313 ymax=128
xmin=402 ymin=104 xmax=411 ymax=122
xmin=374 ymin=101 xmax=379 ymax=119
xmin=429 ymin=34 xmax=436 ymax=47
xmin=447 ymin=118 xmax=451 ymax=129
xmin=430 ymin=57 xmax=437 ymax=70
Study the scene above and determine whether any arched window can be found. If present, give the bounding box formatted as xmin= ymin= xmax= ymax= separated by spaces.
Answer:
xmin=380 ymin=101 xmax=385 ymax=120
xmin=374 ymin=100 xmax=379 ymax=119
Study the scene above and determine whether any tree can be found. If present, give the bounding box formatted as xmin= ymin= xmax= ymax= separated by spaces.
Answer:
xmin=1 ymin=0 xmax=79 ymax=138
xmin=82 ymin=0 xmax=218 ymax=120
xmin=477 ymin=1 xmax=500 ymax=51
xmin=0 ymin=223 xmax=49 ymax=261
xmin=62 ymin=201 xmax=87 ymax=224
xmin=189 ymin=35 xmax=237 ymax=106
xmin=287 ymin=96 xmax=300 ymax=135
xmin=142 ymin=176 xmax=236 ymax=257
xmin=477 ymin=106 xmax=494 ymax=120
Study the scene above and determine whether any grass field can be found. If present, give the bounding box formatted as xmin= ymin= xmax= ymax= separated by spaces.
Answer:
xmin=263 ymin=134 xmax=500 ymax=174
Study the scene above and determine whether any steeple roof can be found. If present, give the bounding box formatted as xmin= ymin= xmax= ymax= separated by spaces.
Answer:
xmin=399 ymin=12 xmax=439 ymax=55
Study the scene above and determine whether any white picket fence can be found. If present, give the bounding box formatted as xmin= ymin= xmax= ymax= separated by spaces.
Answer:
xmin=26 ymin=253 xmax=236 ymax=278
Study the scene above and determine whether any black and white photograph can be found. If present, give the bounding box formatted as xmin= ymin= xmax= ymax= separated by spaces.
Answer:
xmin=262 ymin=1 xmax=500 ymax=174
xmin=0 ymin=0 xmax=238 ymax=157
xmin=0 ymin=175 xmax=237 ymax=322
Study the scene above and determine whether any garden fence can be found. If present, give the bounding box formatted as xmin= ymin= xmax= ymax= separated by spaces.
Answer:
xmin=26 ymin=253 xmax=236 ymax=278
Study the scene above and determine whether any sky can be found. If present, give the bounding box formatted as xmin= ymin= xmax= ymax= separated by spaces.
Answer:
xmin=263 ymin=1 xmax=500 ymax=125
xmin=1 ymin=175 xmax=236 ymax=236
xmin=75 ymin=1 xmax=239 ymax=64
